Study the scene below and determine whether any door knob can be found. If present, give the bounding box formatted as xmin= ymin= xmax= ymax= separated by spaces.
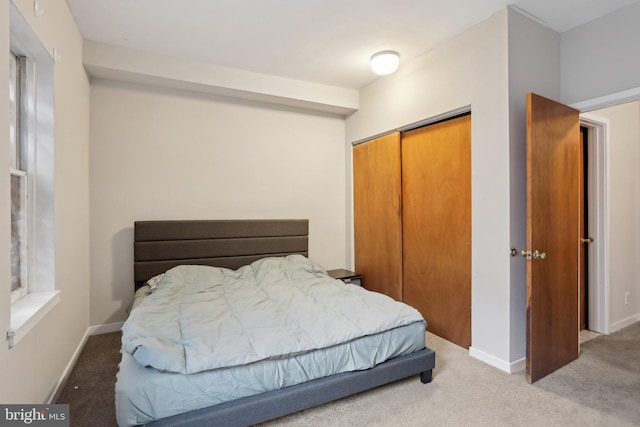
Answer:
xmin=520 ymin=249 xmax=546 ymax=260
xmin=581 ymin=237 xmax=594 ymax=244
xmin=533 ymin=250 xmax=546 ymax=260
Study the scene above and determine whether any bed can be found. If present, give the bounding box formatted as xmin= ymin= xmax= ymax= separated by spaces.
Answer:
xmin=116 ymin=219 xmax=436 ymax=426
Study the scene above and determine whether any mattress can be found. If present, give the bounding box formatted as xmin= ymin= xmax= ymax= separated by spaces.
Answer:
xmin=116 ymin=255 xmax=426 ymax=426
xmin=116 ymin=321 xmax=425 ymax=426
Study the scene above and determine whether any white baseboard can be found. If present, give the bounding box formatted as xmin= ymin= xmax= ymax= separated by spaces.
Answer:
xmin=47 ymin=322 xmax=124 ymax=404
xmin=88 ymin=321 xmax=124 ymax=335
xmin=469 ymin=346 xmax=525 ymax=374
xmin=508 ymin=356 xmax=526 ymax=374
xmin=609 ymin=314 xmax=640 ymax=333
xmin=47 ymin=327 xmax=91 ymax=404
xmin=469 ymin=315 xmax=640 ymax=376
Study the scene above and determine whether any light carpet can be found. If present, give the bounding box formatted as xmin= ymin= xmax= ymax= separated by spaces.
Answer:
xmin=260 ymin=323 xmax=640 ymax=427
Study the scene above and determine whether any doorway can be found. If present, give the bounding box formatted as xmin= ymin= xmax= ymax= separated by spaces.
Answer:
xmin=578 ymin=114 xmax=609 ymax=335
xmin=580 ymin=126 xmax=589 ymax=331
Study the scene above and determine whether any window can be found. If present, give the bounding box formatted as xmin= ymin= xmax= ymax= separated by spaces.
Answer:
xmin=7 ymin=2 xmax=58 ymax=349
xmin=10 ymin=52 xmax=28 ymax=303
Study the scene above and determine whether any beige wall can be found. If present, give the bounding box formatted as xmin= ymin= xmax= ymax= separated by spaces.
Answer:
xmin=89 ymin=80 xmax=347 ymax=326
xmin=0 ymin=0 xmax=90 ymax=403
xmin=0 ymin=3 xmax=10 ymax=399
xmin=590 ymin=101 xmax=640 ymax=329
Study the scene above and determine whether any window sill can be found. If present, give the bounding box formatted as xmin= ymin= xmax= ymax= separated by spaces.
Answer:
xmin=7 ymin=290 xmax=60 ymax=349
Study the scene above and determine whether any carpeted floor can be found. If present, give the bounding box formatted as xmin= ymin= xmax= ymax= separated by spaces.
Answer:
xmin=56 ymin=322 xmax=640 ymax=426
xmin=56 ymin=331 xmax=121 ymax=427
xmin=534 ymin=321 xmax=640 ymax=426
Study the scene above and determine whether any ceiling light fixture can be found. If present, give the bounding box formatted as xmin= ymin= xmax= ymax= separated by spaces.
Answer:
xmin=370 ymin=51 xmax=399 ymax=75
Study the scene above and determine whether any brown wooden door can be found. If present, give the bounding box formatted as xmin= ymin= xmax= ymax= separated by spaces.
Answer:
xmin=353 ymin=132 xmax=403 ymax=301
xmin=526 ymin=93 xmax=580 ymax=383
xmin=402 ymin=115 xmax=472 ymax=348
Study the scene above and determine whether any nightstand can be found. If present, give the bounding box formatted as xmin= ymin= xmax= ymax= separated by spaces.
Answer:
xmin=327 ymin=269 xmax=363 ymax=287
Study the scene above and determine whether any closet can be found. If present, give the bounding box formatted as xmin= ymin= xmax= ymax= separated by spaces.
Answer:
xmin=353 ymin=114 xmax=471 ymax=348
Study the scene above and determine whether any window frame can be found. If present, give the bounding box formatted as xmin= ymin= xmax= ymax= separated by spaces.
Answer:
xmin=10 ymin=51 xmax=29 ymax=303
xmin=7 ymin=1 xmax=58 ymax=349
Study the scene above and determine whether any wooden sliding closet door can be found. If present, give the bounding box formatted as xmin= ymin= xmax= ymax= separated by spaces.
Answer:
xmin=402 ymin=115 xmax=472 ymax=348
xmin=353 ymin=132 xmax=403 ymax=301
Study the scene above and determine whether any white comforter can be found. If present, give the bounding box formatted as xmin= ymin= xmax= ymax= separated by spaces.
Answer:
xmin=122 ymin=255 xmax=424 ymax=375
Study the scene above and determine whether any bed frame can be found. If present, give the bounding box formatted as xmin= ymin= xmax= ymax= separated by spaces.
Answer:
xmin=132 ymin=219 xmax=436 ymax=426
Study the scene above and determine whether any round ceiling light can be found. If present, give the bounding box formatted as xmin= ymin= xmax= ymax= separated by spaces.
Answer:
xmin=370 ymin=51 xmax=400 ymax=75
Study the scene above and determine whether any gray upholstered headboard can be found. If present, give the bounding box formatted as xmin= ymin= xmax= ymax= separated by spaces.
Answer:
xmin=134 ymin=219 xmax=309 ymax=289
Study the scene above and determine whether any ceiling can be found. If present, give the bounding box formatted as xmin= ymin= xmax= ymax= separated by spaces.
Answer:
xmin=66 ymin=0 xmax=639 ymax=90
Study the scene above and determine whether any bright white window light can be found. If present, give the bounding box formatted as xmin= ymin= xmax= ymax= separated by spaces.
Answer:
xmin=370 ymin=51 xmax=399 ymax=75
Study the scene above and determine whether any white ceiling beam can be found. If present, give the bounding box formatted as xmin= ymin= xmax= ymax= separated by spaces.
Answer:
xmin=83 ymin=40 xmax=359 ymax=115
